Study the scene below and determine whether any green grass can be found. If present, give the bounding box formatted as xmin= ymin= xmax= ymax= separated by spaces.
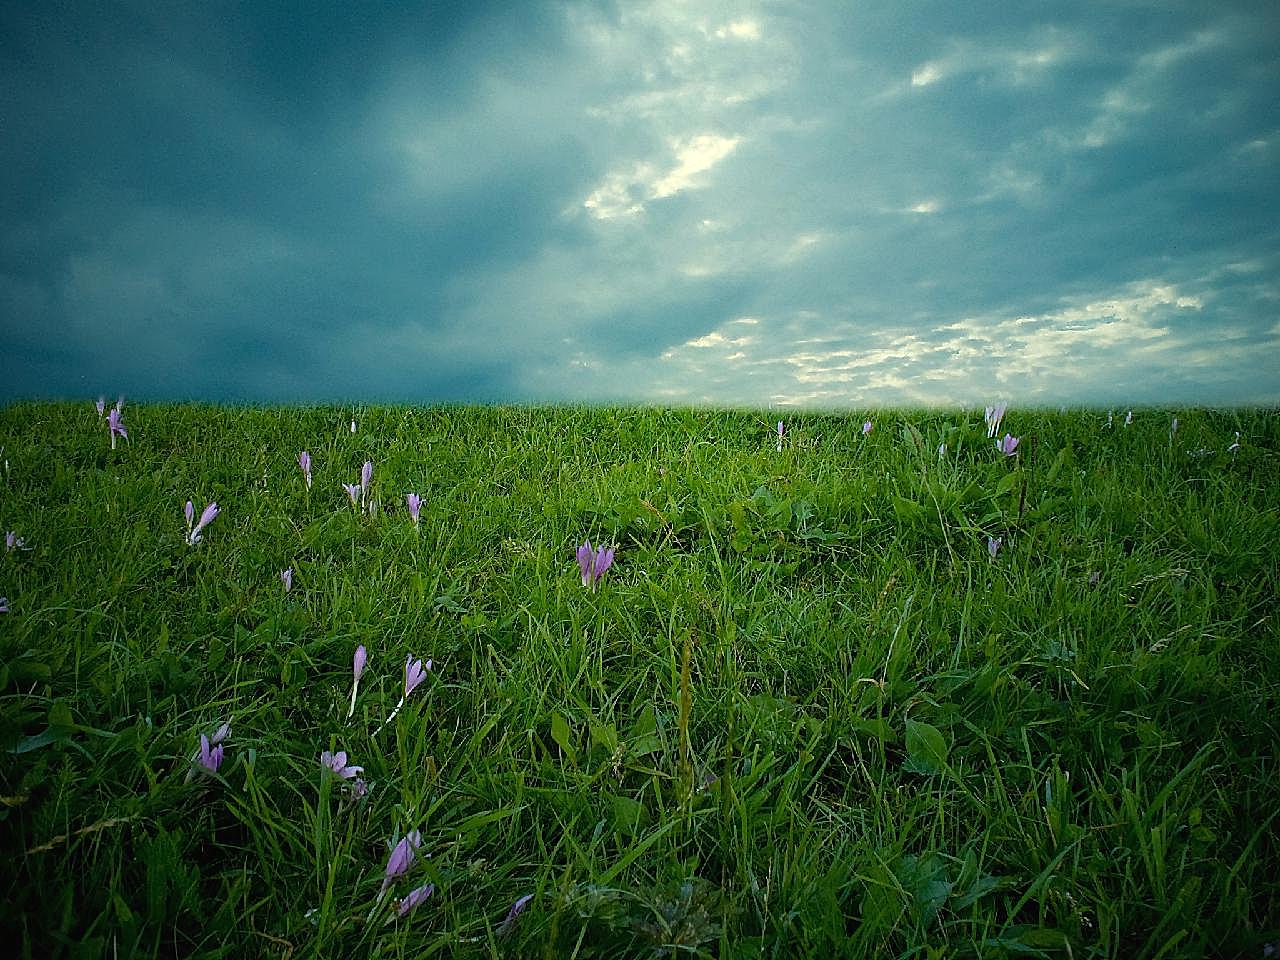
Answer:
xmin=1 ymin=402 xmax=1277 ymax=959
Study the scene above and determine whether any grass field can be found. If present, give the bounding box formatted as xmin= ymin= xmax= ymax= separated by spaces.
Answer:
xmin=1 ymin=402 xmax=1277 ymax=959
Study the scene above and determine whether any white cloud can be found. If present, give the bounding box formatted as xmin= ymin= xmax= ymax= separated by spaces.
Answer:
xmin=911 ymin=62 xmax=944 ymax=87
xmin=549 ymin=275 xmax=1268 ymax=408
xmin=1064 ymin=25 xmax=1232 ymax=149
xmin=904 ymin=29 xmax=1080 ymax=94
xmin=582 ymin=133 xmax=741 ymax=219
xmin=650 ymin=133 xmax=741 ymax=198
xmin=716 ymin=19 xmax=761 ymax=41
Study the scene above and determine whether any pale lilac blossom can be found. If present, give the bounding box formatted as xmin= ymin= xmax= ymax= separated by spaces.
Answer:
xmin=406 ymin=493 xmax=422 ymax=527
xmin=348 ymin=644 xmax=368 ymax=718
xmin=404 ymin=655 xmax=430 ymax=698
xmin=937 ymin=443 xmax=947 ymax=458
xmin=197 ymin=734 xmax=224 ymax=774
xmin=184 ymin=500 xmax=194 ymax=535
xmin=576 ymin=540 xmax=615 ymax=591
xmin=987 ymin=536 xmax=1002 ymax=559
xmin=862 ymin=420 xmax=873 ymax=436
xmin=776 ymin=420 xmax=785 ymax=452
xmin=342 ymin=482 xmax=361 ymax=507
xmin=379 ymin=655 xmax=431 ymax=729
xmin=95 ymin=397 xmax=105 ymax=417
xmin=320 ymin=750 xmax=363 ymax=779
xmin=395 ymin=882 xmax=436 ymax=918
xmin=996 ymin=434 xmax=1020 ymax=457
xmin=187 ymin=502 xmax=219 ymax=545
xmin=298 ymin=451 xmax=312 ymax=489
xmin=281 ymin=567 xmax=293 ymax=593
xmin=107 ymin=407 xmax=128 ymax=449
xmin=1125 ymin=410 xmax=1133 ymax=427
xmin=1228 ymin=431 xmax=1241 ymax=454
xmin=498 ymin=894 xmax=535 ymax=937
xmin=1170 ymin=416 xmax=1179 ymax=437
xmin=5 ymin=532 xmax=25 ymax=552
xmin=349 ymin=777 xmax=369 ymax=800
xmin=0 ymin=598 xmax=8 ymax=614
xmin=381 ymin=830 xmax=423 ymax=891
xmin=350 ymin=419 xmax=357 ymax=433
xmin=361 ymin=460 xmax=373 ymax=499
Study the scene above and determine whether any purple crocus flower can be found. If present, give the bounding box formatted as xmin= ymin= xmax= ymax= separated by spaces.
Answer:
xmin=498 ymin=894 xmax=535 ymax=937
xmin=379 ymin=655 xmax=431 ymax=730
xmin=350 ymin=419 xmax=357 ymax=433
xmin=107 ymin=407 xmax=128 ymax=449
xmin=349 ymin=777 xmax=369 ymax=800
xmin=197 ymin=734 xmax=224 ymax=774
xmin=1124 ymin=410 xmax=1133 ymax=427
xmin=396 ymin=882 xmax=436 ymax=918
xmin=298 ymin=451 xmax=312 ymax=489
xmin=996 ymin=434 xmax=1020 ymax=457
xmin=406 ymin=493 xmax=422 ymax=527
xmin=281 ymin=567 xmax=293 ymax=593
xmin=187 ymin=502 xmax=219 ymax=545
xmin=348 ymin=644 xmax=368 ymax=718
xmin=320 ymin=750 xmax=363 ymax=779
xmin=184 ymin=500 xmax=194 ymax=535
xmin=342 ymin=482 xmax=360 ymax=507
xmin=862 ymin=420 xmax=873 ymax=436
xmin=95 ymin=397 xmax=105 ymax=417
xmin=361 ymin=460 xmax=373 ymax=499
xmin=382 ymin=830 xmax=423 ymax=891
xmin=5 ymin=532 xmax=24 ymax=551
xmin=0 ymin=597 xmax=8 ymax=613
xmin=576 ymin=540 xmax=615 ymax=591
xmin=1170 ymin=416 xmax=1179 ymax=436
xmin=937 ymin=443 xmax=947 ymax=458
xmin=776 ymin=420 xmax=785 ymax=452
xmin=987 ymin=536 xmax=1002 ymax=559
xmin=404 ymin=655 xmax=430 ymax=698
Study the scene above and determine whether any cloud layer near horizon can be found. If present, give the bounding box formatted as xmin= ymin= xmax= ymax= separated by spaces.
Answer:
xmin=3 ymin=1 xmax=1277 ymax=407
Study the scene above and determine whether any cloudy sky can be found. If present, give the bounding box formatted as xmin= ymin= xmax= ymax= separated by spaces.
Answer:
xmin=2 ymin=1 xmax=1278 ymax=408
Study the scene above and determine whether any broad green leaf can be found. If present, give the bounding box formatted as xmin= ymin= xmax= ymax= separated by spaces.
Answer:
xmin=609 ymin=794 xmax=646 ymax=836
xmin=904 ymin=719 xmax=948 ymax=775
xmin=851 ymin=718 xmax=897 ymax=743
xmin=550 ymin=712 xmax=576 ymax=762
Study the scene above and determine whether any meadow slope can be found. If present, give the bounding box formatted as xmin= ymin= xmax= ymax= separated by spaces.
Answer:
xmin=1 ymin=403 xmax=1277 ymax=958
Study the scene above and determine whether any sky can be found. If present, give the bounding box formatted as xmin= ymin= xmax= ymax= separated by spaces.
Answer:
xmin=2 ymin=0 xmax=1278 ymax=408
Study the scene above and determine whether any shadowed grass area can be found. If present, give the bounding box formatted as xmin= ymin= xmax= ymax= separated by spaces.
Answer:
xmin=1 ymin=402 xmax=1276 ymax=958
